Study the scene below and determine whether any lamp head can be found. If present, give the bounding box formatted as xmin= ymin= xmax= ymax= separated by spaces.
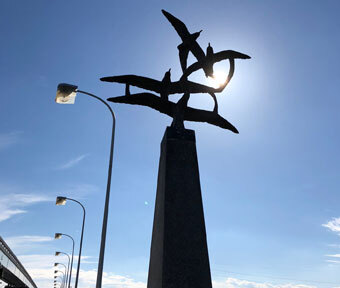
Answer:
xmin=54 ymin=233 xmax=62 ymax=239
xmin=55 ymin=251 xmax=60 ymax=256
xmin=55 ymin=83 xmax=78 ymax=104
xmin=54 ymin=263 xmax=58 ymax=267
xmin=56 ymin=196 xmax=67 ymax=206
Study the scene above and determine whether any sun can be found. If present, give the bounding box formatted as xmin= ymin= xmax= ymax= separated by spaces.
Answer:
xmin=207 ymin=70 xmax=228 ymax=89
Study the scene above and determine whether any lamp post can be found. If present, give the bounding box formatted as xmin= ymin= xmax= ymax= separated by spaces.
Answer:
xmin=55 ymin=83 xmax=116 ymax=288
xmin=54 ymin=275 xmax=63 ymax=286
xmin=56 ymin=197 xmax=86 ymax=288
xmin=55 ymin=233 xmax=75 ymax=288
xmin=54 ymin=270 xmax=65 ymax=288
xmin=54 ymin=280 xmax=62 ymax=288
xmin=55 ymin=263 xmax=68 ymax=288
xmin=55 ymin=251 xmax=70 ymax=288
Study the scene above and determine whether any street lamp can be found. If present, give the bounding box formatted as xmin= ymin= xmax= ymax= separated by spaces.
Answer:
xmin=54 ymin=275 xmax=63 ymax=282
xmin=55 ymin=233 xmax=75 ymax=288
xmin=54 ymin=270 xmax=65 ymax=288
xmin=56 ymin=196 xmax=86 ymax=288
xmin=55 ymin=83 xmax=116 ymax=288
xmin=55 ymin=263 xmax=67 ymax=288
xmin=55 ymin=252 xmax=70 ymax=288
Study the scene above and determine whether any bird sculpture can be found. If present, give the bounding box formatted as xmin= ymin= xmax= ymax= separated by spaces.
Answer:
xmin=103 ymin=9 xmax=251 ymax=133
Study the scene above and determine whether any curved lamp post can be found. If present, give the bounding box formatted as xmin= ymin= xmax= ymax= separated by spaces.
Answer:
xmin=55 ymin=233 xmax=75 ymax=288
xmin=55 ymin=251 xmax=70 ymax=288
xmin=55 ymin=263 xmax=67 ymax=288
xmin=55 ymin=83 xmax=116 ymax=288
xmin=54 ymin=280 xmax=62 ymax=288
xmin=54 ymin=270 xmax=65 ymax=288
xmin=56 ymin=197 xmax=86 ymax=288
xmin=54 ymin=275 xmax=63 ymax=286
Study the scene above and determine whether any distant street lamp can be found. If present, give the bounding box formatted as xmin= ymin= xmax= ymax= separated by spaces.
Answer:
xmin=55 ymin=83 xmax=116 ymax=288
xmin=55 ymin=263 xmax=67 ymax=288
xmin=54 ymin=270 xmax=65 ymax=288
xmin=54 ymin=275 xmax=63 ymax=283
xmin=56 ymin=196 xmax=86 ymax=288
xmin=55 ymin=252 xmax=70 ymax=288
xmin=55 ymin=233 xmax=75 ymax=288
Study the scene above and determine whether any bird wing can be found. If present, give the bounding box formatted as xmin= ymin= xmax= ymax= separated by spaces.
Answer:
xmin=171 ymin=80 xmax=218 ymax=94
xmin=162 ymin=10 xmax=190 ymax=41
xmin=180 ymin=61 xmax=202 ymax=80
xmin=211 ymin=50 xmax=251 ymax=63
xmin=100 ymin=75 xmax=162 ymax=93
xmin=178 ymin=46 xmax=189 ymax=72
xmin=190 ymin=42 xmax=206 ymax=62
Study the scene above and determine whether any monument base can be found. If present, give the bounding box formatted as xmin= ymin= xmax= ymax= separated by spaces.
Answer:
xmin=147 ymin=127 xmax=212 ymax=288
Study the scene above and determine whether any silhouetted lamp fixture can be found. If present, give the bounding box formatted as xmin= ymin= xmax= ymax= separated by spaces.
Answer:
xmin=55 ymin=84 xmax=77 ymax=104
xmin=56 ymin=197 xmax=67 ymax=205
xmin=54 ymin=233 xmax=62 ymax=240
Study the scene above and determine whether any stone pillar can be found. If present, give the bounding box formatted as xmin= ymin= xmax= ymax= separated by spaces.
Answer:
xmin=147 ymin=126 xmax=212 ymax=288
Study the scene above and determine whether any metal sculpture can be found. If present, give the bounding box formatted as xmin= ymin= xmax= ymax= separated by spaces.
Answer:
xmin=102 ymin=9 xmax=250 ymax=133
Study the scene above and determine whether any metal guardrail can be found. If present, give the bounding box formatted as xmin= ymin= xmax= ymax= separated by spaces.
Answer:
xmin=0 ymin=236 xmax=37 ymax=288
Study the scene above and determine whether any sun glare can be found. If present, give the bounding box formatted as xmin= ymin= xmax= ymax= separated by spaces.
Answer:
xmin=208 ymin=70 xmax=228 ymax=89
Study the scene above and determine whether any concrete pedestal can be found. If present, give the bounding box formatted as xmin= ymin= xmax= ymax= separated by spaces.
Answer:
xmin=147 ymin=127 xmax=212 ymax=288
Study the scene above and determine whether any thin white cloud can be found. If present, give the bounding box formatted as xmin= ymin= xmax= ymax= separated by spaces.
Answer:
xmin=326 ymin=260 xmax=340 ymax=264
xmin=0 ymin=131 xmax=22 ymax=150
xmin=322 ymin=217 xmax=340 ymax=235
xmin=0 ymin=193 xmax=52 ymax=222
xmin=326 ymin=254 xmax=340 ymax=258
xmin=213 ymin=278 xmax=316 ymax=288
xmin=17 ymin=254 xmax=146 ymax=288
xmin=16 ymin=254 xmax=319 ymax=288
xmin=5 ymin=236 xmax=54 ymax=250
xmin=0 ymin=209 xmax=26 ymax=222
xmin=56 ymin=154 xmax=88 ymax=170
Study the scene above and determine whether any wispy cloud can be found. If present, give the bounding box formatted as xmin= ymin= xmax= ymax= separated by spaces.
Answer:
xmin=17 ymin=254 xmax=146 ymax=288
xmin=56 ymin=154 xmax=88 ymax=170
xmin=322 ymin=217 xmax=340 ymax=235
xmin=326 ymin=254 xmax=340 ymax=258
xmin=4 ymin=236 xmax=54 ymax=250
xmin=326 ymin=260 xmax=340 ymax=264
xmin=213 ymin=278 xmax=316 ymax=288
xmin=0 ymin=193 xmax=51 ymax=222
xmin=16 ymin=254 xmax=320 ymax=288
xmin=0 ymin=131 xmax=22 ymax=150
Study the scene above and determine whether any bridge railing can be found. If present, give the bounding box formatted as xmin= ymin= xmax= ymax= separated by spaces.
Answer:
xmin=0 ymin=237 xmax=37 ymax=288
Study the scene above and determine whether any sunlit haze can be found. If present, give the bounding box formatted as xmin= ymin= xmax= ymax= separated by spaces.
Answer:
xmin=208 ymin=70 xmax=229 ymax=89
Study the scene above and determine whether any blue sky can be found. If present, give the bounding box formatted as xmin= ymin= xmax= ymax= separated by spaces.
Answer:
xmin=1 ymin=1 xmax=340 ymax=288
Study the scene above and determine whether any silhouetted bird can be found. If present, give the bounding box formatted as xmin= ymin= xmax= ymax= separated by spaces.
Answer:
xmin=161 ymin=69 xmax=171 ymax=100
xmin=206 ymin=43 xmax=214 ymax=58
xmin=171 ymin=93 xmax=190 ymax=130
xmin=162 ymin=9 xmax=205 ymax=73
xmin=101 ymin=71 xmax=220 ymax=101
xmin=181 ymin=48 xmax=251 ymax=80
